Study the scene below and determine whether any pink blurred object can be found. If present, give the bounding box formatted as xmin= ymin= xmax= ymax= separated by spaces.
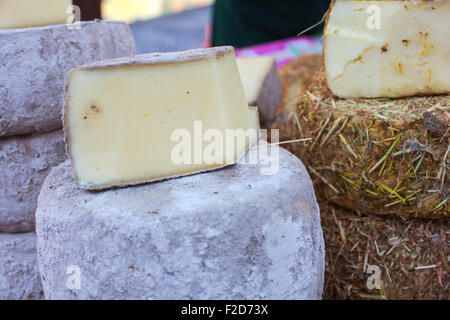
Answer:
xmin=236 ymin=36 xmax=323 ymax=69
xmin=202 ymin=25 xmax=212 ymax=48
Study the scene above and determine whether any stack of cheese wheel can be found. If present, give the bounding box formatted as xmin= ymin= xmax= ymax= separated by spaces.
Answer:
xmin=0 ymin=0 xmax=136 ymax=299
xmin=34 ymin=44 xmax=325 ymax=299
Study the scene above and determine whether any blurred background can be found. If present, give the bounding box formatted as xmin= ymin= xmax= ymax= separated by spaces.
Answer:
xmin=74 ymin=0 xmax=327 ymax=66
xmin=102 ymin=0 xmax=213 ymax=23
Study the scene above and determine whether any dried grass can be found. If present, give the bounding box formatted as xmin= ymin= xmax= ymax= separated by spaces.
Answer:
xmin=278 ymin=56 xmax=449 ymax=218
xmin=321 ymin=203 xmax=449 ymax=299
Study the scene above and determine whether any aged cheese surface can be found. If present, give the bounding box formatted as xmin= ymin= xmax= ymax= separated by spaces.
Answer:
xmin=0 ymin=0 xmax=72 ymax=29
xmin=0 ymin=20 xmax=136 ymax=137
xmin=36 ymin=146 xmax=324 ymax=300
xmin=325 ymin=0 xmax=450 ymax=98
xmin=0 ymin=233 xmax=43 ymax=300
xmin=0 ymin=130 xmax=66 ymax=233
xmin=64 ymin=47 xmax=260 ymax=190
xmin=237 ymin=57 xmax=282 ymax=125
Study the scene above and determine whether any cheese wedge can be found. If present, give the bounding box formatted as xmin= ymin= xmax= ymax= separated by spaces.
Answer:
xmin=324 ymin=0 xmax=450 ymax=98
xmin=64 ymin=47 xmax=260 ymax=190
xmin=237 ymin=57 xmax=281 ymax=125
xmin=0 ymin=0 xmax=72 ymax=29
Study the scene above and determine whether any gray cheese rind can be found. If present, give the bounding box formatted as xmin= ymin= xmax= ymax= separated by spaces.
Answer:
xmin=0 ymin=130 xmax=66 ymax=233
xmin=0 ymin=232 xmax=44 ymax=300
xmin=72 ymin=46 xmax=234 ymax=69
xmin=0 ymin=20 xmax=136 ymax=137
xmin=36 ymin=146 xmax=325 ymax=300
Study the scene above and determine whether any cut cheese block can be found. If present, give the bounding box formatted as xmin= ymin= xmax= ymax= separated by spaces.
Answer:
xmin=0 ymin=130 xmax=66 ymax=233
xmin=64 ymin=47 xmax=260 ymax=190
xmin=237 ymin=57 xmax=282 ymax=125
xmin=0 ymin=20 xmax=136 ymax=137
xmin=324 ymin=0 xmax=450 ymax=98
xmin=0 ymin=0 xmax=72 ymax=29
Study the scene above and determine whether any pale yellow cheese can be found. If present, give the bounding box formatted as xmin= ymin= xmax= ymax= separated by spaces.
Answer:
xmin=236 ymin=56 xmax=282 ymax=125
xmin=237 ymin=57 xmax=276 ymax=103
xmin=0 ymin=0 xmax=72 ymax=29
xmin=325 ymin=0 xmax=450 ymax=98
xmin=64 ymin=47 xmax=260 ymax=190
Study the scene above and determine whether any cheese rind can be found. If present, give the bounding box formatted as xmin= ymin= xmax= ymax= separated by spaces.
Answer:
xmin=237 ymin=57 xmax=282 ymax=125
xmin=324 ymin=0 xmax=450 ymax=98
xmin=0 ymin=0 xmax=72 ymax=29
xmin=37 ymin=147 xmax=324 ymax=300
xmin=0 ymin=233 xmax=43 ymax=300
xmin=64 ymin=47 xmax=260 ymax=190
xmin=0 ymin=130 xmax=66 ymax=233
xmin=0 ymin=20 xmax=136 ymax=137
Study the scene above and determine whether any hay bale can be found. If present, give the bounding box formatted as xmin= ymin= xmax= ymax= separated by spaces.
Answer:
xmin=321 ymin=203 xmax=449 ymax=300
xmin=279 ymin=55 xmax=323 ymax=113
xmin=280 ymin=56 xmax=448 ymax=218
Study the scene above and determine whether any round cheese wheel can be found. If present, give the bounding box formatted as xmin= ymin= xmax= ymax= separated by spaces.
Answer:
xmin=37 ymin=146 xmax=325 ymax=299
xmin=0 ymin=20 xmax=136 ymax=137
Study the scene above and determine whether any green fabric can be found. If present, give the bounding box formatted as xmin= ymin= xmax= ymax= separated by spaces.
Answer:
xmin=212 ymin=0 xmax=330 ymax=48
